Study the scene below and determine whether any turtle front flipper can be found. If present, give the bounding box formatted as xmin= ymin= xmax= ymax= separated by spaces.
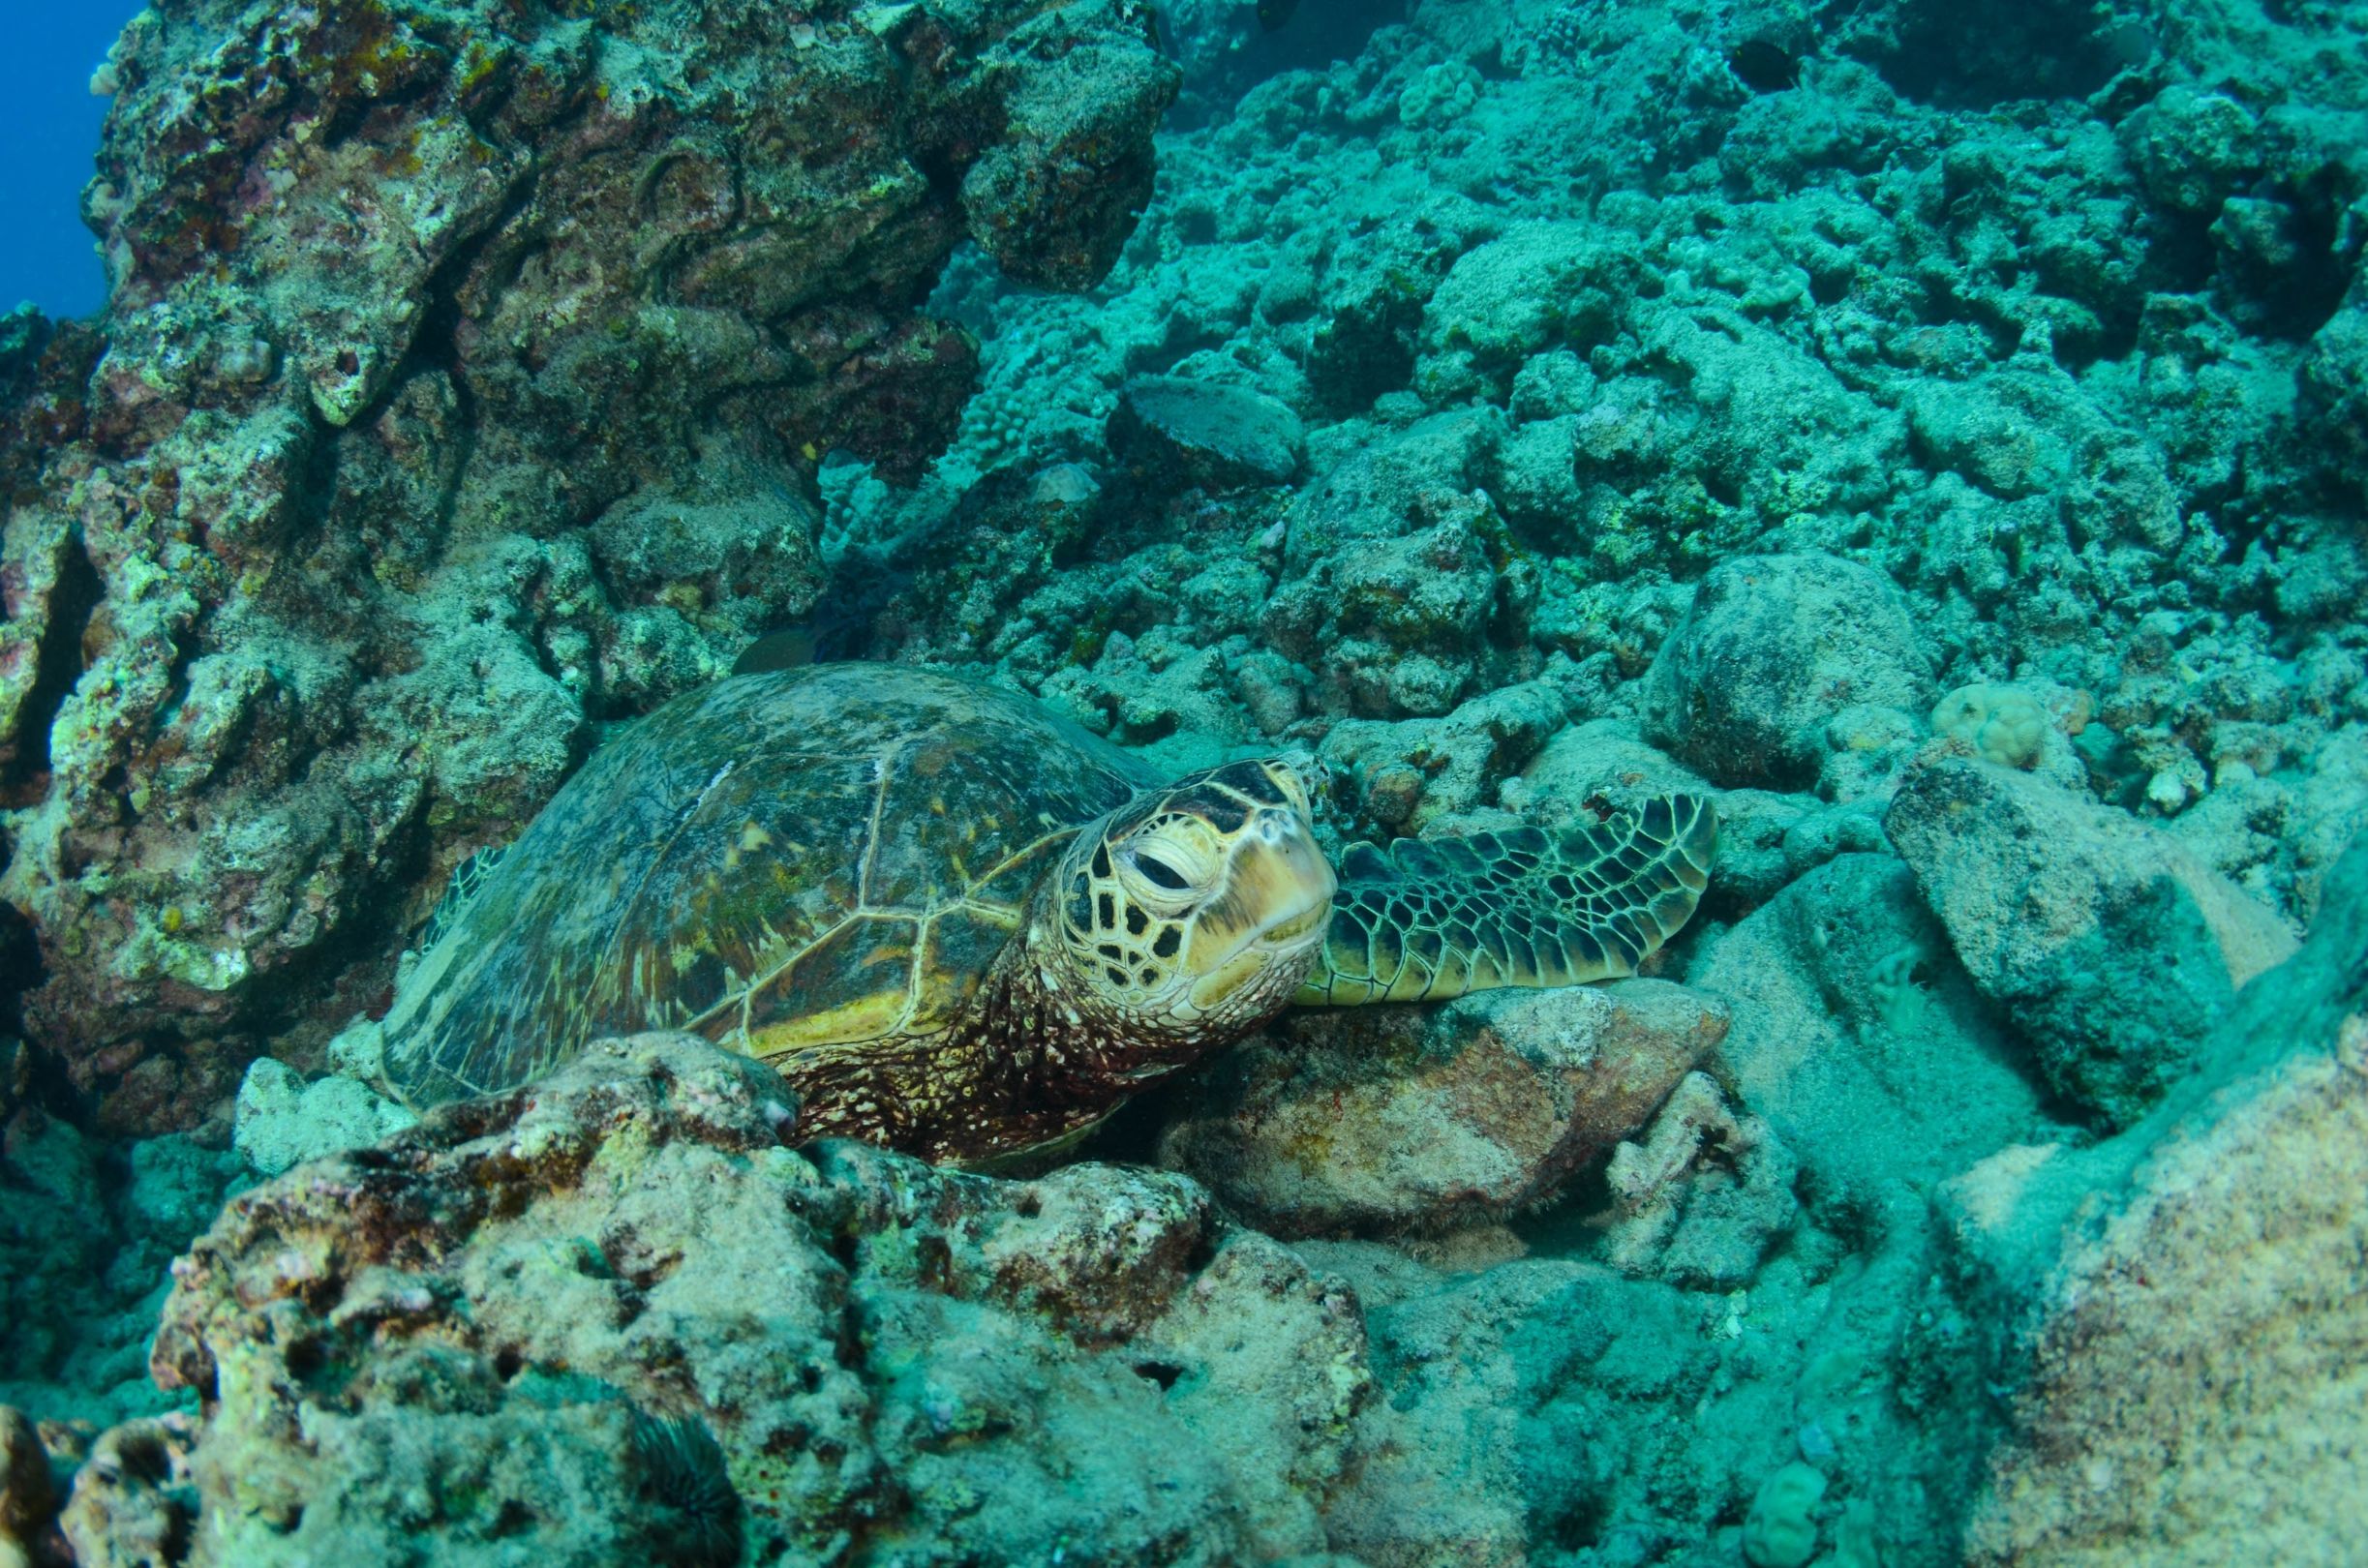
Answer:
xmin=1295 ymin=795 xmax=1717 ymax=1006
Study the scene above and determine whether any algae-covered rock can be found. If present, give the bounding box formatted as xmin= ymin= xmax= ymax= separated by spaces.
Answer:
xmin=1886 ymin=752 xmax=2300 ymax=1127
xmin=1691 ymin=851 xmax=2063 ymax=1208
xmin=1643 ymin=554 xmax=1935 ymax=794
xmin=0 ymin=506 xmax=84 ymax=787
xmin=1415 ymin=221 xmax=1636 ymax=401
xmin=1264 ymin=511 xmax=1503 ymax=717
xmin=1108 ymin=375 xmax=1306 ymax=490
xmin=80 ymin=1034 xmax=1366 ymax=1566
xmin=1597 ymin=1070 xmax=1801 ymax=1290
xmin=2300 ymin=301 xmax=2368 ymax=510
xmin=1159 ymin=980 xmax=1727 ymax=1236
xmin=1951 ymin=841 xmax=2368 ymax=1567
xmin=2125 ymin=85 xmax=2262 ymax=218
xmin=1306 ymin=211 xmax=1485 ymax=412
xmin=1318 ymin=678 xmax=1571 ymax=835
xmin=956 ymin=0 xmax=1180 ymax=289
xmin=230 ymin=1058 xmax=415 ymax=1178
xmin=1305 ymin=1226 xmax=1943 ymax=1568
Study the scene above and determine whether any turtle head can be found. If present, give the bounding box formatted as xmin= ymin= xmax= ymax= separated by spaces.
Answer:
xmin=1043 ymin=756 xmax=1335 ymax=1046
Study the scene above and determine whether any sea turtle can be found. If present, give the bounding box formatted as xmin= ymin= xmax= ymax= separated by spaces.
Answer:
xmin=378 ymin=662 xmax=1716 ymax=1164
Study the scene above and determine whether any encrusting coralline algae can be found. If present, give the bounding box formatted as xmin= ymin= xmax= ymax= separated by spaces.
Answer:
xmin=2 ymin=0 xmax=2366 ymax=1561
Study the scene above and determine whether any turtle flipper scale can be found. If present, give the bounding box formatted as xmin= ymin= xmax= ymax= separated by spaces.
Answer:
xmin=1294 ymin=794 xmax=1717 ymax=1006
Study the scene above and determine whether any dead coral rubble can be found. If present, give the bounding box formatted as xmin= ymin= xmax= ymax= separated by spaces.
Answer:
xmin=0 ymin=0 xmax=1176 ymax=1131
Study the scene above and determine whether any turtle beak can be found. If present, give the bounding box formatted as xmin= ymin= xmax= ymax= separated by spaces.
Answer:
xmin=1236 ymin=808 xmax=1337 ymax=950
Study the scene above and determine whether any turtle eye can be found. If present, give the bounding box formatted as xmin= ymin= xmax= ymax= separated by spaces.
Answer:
xmin=1121 ymin=818 xmax=1219 ymax=899
xmin=1133 ymin=852 xmax=1191 ymax=890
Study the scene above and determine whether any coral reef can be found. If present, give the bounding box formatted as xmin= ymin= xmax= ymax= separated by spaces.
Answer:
xmin=3 ymin=0 xmax=2366 ymax=1558
xmin=822 ymin=0 xmax=2365 ymax=852
xmin=0 ymin=1107 xmax=242 ymax=1430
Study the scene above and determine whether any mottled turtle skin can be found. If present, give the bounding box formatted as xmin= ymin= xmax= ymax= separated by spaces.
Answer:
xmin=380 ymin=662 xmax=1716 ymax=1164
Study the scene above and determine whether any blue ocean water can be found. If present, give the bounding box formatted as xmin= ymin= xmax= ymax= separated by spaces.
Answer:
xmin=0 ymin=3 xmax=142 ymax=317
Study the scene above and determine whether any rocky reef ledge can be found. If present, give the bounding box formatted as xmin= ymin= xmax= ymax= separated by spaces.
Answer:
xmin=44 ymin=1032 xmax=1369 ymax=1566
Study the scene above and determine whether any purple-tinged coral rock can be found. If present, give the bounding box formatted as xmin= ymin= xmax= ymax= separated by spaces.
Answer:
xmin=58 ymin=1033 xmax=1367 ymax=1566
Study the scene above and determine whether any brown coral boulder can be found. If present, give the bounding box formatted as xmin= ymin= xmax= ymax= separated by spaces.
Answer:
xmin=1158 ymin=980 xmax=1729 ymax=1237
xmin=74 ymin=1034 xmax=1363 ymax=1566
xmin=0 ymin=1402 xmax=56 ymax=1556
